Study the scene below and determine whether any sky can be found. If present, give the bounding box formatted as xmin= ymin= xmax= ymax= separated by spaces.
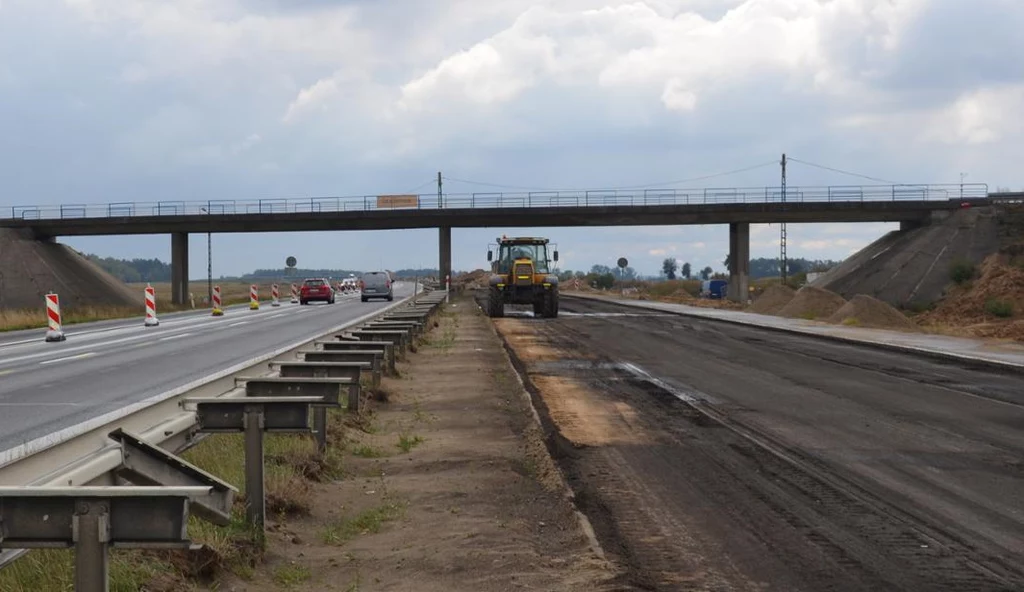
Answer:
xmin=1 ymin=0 xmax=1022 ymax=278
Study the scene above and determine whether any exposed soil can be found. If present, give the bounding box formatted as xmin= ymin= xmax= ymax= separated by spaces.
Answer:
xmin=826 ymin=294 xmax=920 ymax=331
xmin=491 ymin=295 xmax=1024 ymax=592
xmin=918 ymin=254 xmax=1024 ymax=341
xmin=776 ymin=285 xmax=847 ymax=320
xmin=750 ymin=284 xmax=796 ymax=315
xmin=205 ymin=298 xmax=618 ymax=591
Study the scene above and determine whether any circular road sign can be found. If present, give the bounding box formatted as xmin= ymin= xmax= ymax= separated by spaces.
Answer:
xmin=286 ymin=256 xmax=297 ymax=268
xmin=617 ymin=257 xmax=628 ymax=269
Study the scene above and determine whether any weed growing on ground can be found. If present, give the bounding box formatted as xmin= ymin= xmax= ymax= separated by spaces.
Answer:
xmin=319 ymin=500 xmax=407 ymax=545
xmin=985 ymin=298 xmax=1014 ymax=318
xmin=841 ymin=317 xmax=860 ymax=326
xmin=352 ymin=444 xmax=386 ymax=458
xmin=396 ymin=432 xmax=424 ymax=453
xmin=950 ymin=259 xmax=976 ymax=285
xmin=272 ymin=563 xmax=312 ymax=587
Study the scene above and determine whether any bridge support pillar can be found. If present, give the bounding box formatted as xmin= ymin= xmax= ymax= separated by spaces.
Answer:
xmin=171 ymin=232 xmax=189 ymax=306
xmin=727 ymin=222 xmax=750 ymax=303
xmin=439 ymin=226 xmax=452 ymax=288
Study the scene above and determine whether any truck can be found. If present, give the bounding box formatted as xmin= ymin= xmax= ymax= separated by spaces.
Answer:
xmin=485 ymin=236 xmax=560 ymax=318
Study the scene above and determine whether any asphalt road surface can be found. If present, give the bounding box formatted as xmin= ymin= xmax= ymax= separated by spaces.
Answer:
xmin=495 ymin=295 xmax=1024 ymax=591
xmin=0 ymin=284 xmax=412 ymax=453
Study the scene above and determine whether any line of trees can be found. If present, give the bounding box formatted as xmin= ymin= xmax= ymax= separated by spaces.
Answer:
xmin=85 ymin=254 xmax=172 ymax=283
xmin=662 ymin=256 xmax=840 ymax=281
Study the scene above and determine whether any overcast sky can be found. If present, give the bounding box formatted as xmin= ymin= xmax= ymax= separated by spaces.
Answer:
xmin=1 ymin=0 xmax=1021 ymax=277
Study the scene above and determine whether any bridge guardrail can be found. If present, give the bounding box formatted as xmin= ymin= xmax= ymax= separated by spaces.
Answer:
xmin=5 ymin=183 xmax=990 ymax=221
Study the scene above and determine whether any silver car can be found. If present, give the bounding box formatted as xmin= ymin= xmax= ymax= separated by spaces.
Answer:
xmin=360 ymin=271 xmax=394 ymax=302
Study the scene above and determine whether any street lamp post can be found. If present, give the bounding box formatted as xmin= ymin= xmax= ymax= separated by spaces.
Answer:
xmin=200 ymin=207 xmax=212 ymax=305
xmin=960 ymin=172 xmax=968 ymax=199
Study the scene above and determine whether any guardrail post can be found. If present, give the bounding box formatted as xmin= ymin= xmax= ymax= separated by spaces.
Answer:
xmin=75 ymin=500 xmax=109 ymax=592
xmin=244 ymin=405 xmax=266 ymax=538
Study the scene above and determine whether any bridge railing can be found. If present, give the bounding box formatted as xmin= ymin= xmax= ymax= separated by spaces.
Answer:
xmin=5 ymin=183 xmax=989 ymax=221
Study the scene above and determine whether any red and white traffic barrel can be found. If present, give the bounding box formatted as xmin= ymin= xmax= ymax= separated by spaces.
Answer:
xmin=212 ymin=285 xmax=224 ymax=316
xmin=290 ymin=283 xmax=298 ymax=304
xmin=249 ymin=284 xmax=259 ymax=310
xmin=44 ymin=292 xmax=66 ymax=342
xmin=271 ymin=283 xmax=281 ymax=307
xmin=144 ymin=284 xmax=160 ymax=327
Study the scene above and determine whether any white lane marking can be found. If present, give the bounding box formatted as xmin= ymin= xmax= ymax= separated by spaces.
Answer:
xmin=0 ymin=402 xmax=81 ymax=407
xmin=158 ymin=332 xmax=193 ymax=342
xmin=39 ymin=352 xmax=97 ymax=366
xmin=227 ymin=321 xmax=250 ymax=328
xmin=0 ymin=369 xmax=15 ymax=377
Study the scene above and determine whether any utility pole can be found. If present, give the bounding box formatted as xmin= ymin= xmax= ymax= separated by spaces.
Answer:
xmin=437 ymin=171 xmax=443 ymax=208
xmin=780 ymin=153 xmax=788 ymax=285
xmin=960 ymin=172 xmax=967 ymax=199
xmin=207 ymin=231 xmax=212 ymax=304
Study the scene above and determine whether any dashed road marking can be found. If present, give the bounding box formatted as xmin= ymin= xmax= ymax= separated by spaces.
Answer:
xmin=39 ymin=352 xmax=97 ymax=366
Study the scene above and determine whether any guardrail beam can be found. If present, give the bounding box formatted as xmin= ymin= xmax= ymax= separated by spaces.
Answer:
xmin=0 ymin=485 xmax=210 ymax=592
xmin=188 ymin=397 xmax=326 ymax=537
xmin=305 ymin=348 xmax=388 ymax=378
xmin=239 ymin=377 xmax=354 ymax=453
xmin=107 ymin=429 xmax=237 ymax=526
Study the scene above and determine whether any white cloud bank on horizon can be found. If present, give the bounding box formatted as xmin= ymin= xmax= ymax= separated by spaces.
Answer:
xmin=1 ymin=0 xmax=1021 ymax=275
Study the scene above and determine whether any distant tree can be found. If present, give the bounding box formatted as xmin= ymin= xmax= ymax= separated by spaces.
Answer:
xmin=723 ymin=253 xmax=731 ymax=273
xmin=590 ymin=264 xmax=613 ymax=275
xmin=700 ymin=266 xmax=713 ymax=280
xmin=618 ymin=266 xmax=638 ymax=280
xmin=661 ymin=258 xmax=678 ymax=280
xmin=587 ymin=272 xmax=615 ymax=289
xmin=681 ymin=262 xmax=692 ymax=279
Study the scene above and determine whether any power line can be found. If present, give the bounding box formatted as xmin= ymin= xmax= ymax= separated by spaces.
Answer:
xmin=402 ymin=178 xmax=438 ymax=194
xmin=786 ymin=157 xmax=900 ymax=185
xmin=440 ymin=176 xmax=549 ymax=191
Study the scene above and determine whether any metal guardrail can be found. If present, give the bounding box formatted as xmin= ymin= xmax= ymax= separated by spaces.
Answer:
xmin=4 ymin=184 xmax=991 ymax=221
xmin=0 ymin=284 xmax=442 ymax=579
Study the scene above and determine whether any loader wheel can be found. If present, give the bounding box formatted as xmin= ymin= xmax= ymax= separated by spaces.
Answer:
xmin=487 ymin=287 xmax=505 ymax=318
xmin=541 ymin=289 xmax=559 ymax=318
xmin=533 ymin=300 xmax=544 ymax=317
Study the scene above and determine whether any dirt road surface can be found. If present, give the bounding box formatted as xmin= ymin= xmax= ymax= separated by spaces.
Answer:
xmin=209 ymin=298 xmax=617 ymax=591
xmin=490 ymin=294 xmax=1024 ymax=591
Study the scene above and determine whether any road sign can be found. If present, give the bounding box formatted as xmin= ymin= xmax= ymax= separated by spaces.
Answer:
xmin=617 ymin=257 xmax=628 ymax=269
xmin=286 ymin=256 xmax=297 ymax=268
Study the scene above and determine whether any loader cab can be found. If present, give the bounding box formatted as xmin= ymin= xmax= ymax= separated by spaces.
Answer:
xmin=488 ymin=239 xmax=558 ymax=275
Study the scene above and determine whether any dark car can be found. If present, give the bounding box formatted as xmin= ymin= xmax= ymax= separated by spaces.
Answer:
xmin=299 ymin=278 xmax=335 ymax=305
xmin=360 ymin=271 xmax=393 ymax=302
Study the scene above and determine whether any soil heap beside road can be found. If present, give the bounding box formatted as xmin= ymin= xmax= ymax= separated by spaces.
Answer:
xmin=0 ymin=228 xmax=138 ymax=311
xmin=776 ymin=285 xmax=847 ymax=320
xmin=918 ymin=254 xmax=1024 ymax=340
xmin=826 ymin=294 xmax=920 ymax=331
xmin=751 ymin=284 xmax=796 ymax=315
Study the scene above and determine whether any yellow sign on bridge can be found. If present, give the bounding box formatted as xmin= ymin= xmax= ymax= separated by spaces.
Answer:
xmin=376 ymin=194 xmax=420 ymax=209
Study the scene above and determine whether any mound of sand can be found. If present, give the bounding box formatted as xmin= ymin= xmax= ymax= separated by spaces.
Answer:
xmin=826 ymin=294 xmax=919 ymax=331
xmin=454 ymin=269 xmax=490 ymax=290
xmin=750 ymin=285 xmax=796 ymax=315
xmin=0 ymin=228 xmax=138 ymax=311
xmin=776 ymin=286 xmax=847 ymax=320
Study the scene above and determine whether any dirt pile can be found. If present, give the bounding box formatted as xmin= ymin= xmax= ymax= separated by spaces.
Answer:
xmin=776 ymin=286 xmax=847 ymax=320
xmin=658 ymin=288 xmax=695 ymax=303
xmin=826 ymin=294 xmax=919 ymax=331
xmin=918 ymin=254 xmax=1024 ymax=340
xmin=0 ymin=228 xmax=138 ymax=311
xmin=453 ymin=269 xmax=489 ymax=290
xmin=751 ymin=285 xmax=796 ymax=315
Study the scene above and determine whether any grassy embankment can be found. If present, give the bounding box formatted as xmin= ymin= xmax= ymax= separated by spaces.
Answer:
xmin=0 ymin=282 xmax=256 ymax=332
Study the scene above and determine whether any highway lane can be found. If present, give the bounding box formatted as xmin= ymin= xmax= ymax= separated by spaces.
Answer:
xmin=492 ymin=295 xmax=1024 ymax=591
xmin=0 ymin=285 xmax=411 ymax=454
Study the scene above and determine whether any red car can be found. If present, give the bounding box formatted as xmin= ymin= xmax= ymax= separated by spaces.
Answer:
xmin=299 ymin=278 xmax=335 ymax=305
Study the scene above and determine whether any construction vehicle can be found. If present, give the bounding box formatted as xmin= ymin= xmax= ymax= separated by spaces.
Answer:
xmin=485 ymin=235 xmax=559 ymax=318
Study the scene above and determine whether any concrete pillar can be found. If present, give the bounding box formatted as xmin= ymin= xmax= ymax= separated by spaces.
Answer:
xmin=171 ymin=232 xmax=189 ymax=305
xmin=438 ymin=226 xmax=452 ymax=286
xmin=727 ymin=222 xmax=750 ymax=303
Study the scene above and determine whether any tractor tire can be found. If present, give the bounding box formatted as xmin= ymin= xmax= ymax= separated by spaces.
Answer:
xmin=541 ymin=289 xmax=558 ymax=318
xmin=533 ymin=301 xmax=544 ymax=317
xmin=487 ymin=287 xmax=504 ymax=318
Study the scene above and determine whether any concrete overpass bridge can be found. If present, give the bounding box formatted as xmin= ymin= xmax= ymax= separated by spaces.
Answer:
xmin=0 ymin=183 xmax=993 ymax=304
